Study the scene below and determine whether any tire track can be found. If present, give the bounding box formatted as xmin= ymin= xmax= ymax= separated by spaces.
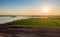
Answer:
xmin=52 ymin=20 xmax=60 ymax=27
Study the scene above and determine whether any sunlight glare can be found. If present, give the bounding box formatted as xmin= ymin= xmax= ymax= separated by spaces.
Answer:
xmin=43 ymin=8 xmax=49 ymax=13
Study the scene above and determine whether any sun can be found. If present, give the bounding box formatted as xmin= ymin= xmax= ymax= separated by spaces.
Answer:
xmin=43 ymin=8 xmax=49 ymax=13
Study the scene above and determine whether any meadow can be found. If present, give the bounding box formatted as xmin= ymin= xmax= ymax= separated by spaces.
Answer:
xmin=7 ymin=17 xmax=60 ymax=28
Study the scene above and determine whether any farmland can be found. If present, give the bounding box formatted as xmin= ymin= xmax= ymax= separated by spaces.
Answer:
xmin=7 ymin=18 xmax=60 ymax=28
xmin=0 ymin=17 xmax=60 ymax=37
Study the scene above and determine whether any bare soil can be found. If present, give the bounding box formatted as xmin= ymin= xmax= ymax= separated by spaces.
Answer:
xmin=0 ymin=26 xmax=60 ymax=37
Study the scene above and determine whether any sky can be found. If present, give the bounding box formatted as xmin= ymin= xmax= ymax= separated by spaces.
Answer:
xmin=0 ymin=0 xmax=60 ymax=15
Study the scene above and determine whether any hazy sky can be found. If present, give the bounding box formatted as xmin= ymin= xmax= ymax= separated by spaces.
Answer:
xmin=0 ymin=0 xmax=60 ymax=15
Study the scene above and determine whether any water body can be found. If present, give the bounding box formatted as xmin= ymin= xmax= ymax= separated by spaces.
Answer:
xmin=0 ymin=16 xmax=55 ymax=24
xmin=0 ymin=16 xmax=30 ymax=24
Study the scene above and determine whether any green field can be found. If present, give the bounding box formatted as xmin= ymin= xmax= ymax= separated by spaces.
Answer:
xmin=7 ymin=18 xmax=60 ymax=28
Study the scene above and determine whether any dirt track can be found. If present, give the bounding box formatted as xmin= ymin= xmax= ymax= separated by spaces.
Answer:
xmin=0 ymin=26 xmax=60 ymax=37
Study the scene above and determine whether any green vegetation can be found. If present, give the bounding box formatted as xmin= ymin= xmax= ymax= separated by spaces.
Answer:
xmin=8 ymin=18 xmax=60 ymax=28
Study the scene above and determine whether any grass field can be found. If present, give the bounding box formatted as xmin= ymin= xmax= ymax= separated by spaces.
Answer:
xmin=7 ymin=18 xmax=60 ymax=28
